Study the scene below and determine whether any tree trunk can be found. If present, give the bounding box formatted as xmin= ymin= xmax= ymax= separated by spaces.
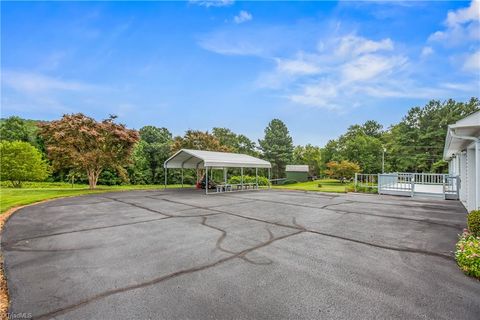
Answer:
xmin=87 ymin=169 xmax=102 ymax=189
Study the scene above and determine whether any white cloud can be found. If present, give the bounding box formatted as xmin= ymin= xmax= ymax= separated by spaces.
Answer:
xmin=463 ymin=50 xmax=480 ymax=72
xmin=198 ymin=31 xmax=264 ymax=56
xmin=233 ymin=10 xmax=253 ymax=24
xmin=189 ymin=0 xmax=234 ymax=8
xmin=446 ymin=0 xmax=480 ymax=27
xmin=289 ymin=81 xmax=340 ymax=110
xmin=421 ymin=46 xmax=434 ymax=58
xmin=429 ymin=0 xmax=480 ymax=45
xmin=199 ymin=20 xmax=477 ymax=111
xmin=255 ymin=34 xmax=417 ymax=109
xmin=341 ymin=54 xmax=407 ymax=82
xmin=335 ymin=35 xmax=393 ymax=57
xmin=276 ymin=56 xmax=320 ymax=75
xmin=2 ymin=71 xmax=96 ymax=94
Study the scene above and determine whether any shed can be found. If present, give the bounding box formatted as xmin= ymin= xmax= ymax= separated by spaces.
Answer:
xmin=285 ymin=165 xmax=309 ymax=182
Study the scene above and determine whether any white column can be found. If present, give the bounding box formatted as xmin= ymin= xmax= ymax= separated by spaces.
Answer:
xmin=476 ymin=141 xmax=480 ymax=210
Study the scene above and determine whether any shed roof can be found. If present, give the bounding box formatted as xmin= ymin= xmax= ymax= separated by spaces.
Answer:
xmin=443 ymin=111 xmax=480 ymax=160
xmin=285 ymin=165 xmax=309 ymax=172
xmin=164 ymin=149 xmax=271 ymax=169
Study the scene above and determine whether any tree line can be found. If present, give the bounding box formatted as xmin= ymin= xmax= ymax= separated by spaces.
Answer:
xmin=0 ymin=97 xmax=478 ymax=188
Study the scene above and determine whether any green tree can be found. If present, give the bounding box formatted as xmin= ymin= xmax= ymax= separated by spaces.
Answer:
xmin=293 ymin=144 xmax=322 ymax=176
xmin=40 ymin=113 xmax=139 ymax=189
xmin=385 ymin=98 xmax=479 ymax=172
xmin=127 ymin=141 xmax=150 ymax=184
xmin=342 ymin=134 xmax=383 ymax=174
xmin=321 ymin=120 xmax=384 ymax=174
xmin=212 ymin=127 xmax=257 ymax=155
xmin=324 ymin=160 xmax=360 ymax=181
xmin=139 ymin=126 xmax=172 ymax=184
xmin=258 ymin=119 xmax=294 ymax=178
xmin=172 ymin=130 xmax=231 ymax=152
xmin=0 ymin=116 xmax=43 ymax=149
xmin=0 ymin=141 xmax=50 ymax=187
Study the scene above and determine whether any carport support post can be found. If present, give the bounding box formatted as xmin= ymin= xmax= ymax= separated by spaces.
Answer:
xmin=164 ymin=166 xmax=167 ymax=190
xmin=224 ymin=168 xmax=227 ymax=185
xmin=241 ymin=167 xmax=244 ymax=189
xmin=268 ymin=168 xmax=271 ymax=189
xmin=255 ymin=168 xmax=258 ymax=189
xmin=181 ymin=167 xmax=184 ymax=188
xmin=205 ymin=166 xmax=209 ymax=195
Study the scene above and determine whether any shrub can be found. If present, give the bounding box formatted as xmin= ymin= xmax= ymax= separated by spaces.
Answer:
xmin=228 ymin=175 xmax=270 ymax=186
xmin=455 ymin=229 xmax=480 ymax=279
xmin=0 ymin=141 xmax=50 ymax=188
xmin=467 ymin=210 xmax=480 ymax=237
xmin=282 ymin=179 xmax=297 ymax=185
xmin=354 ymin=185 xmax=378 ymax=194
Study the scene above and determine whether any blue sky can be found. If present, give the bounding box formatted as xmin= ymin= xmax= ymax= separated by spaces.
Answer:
xmin=1 ymin=0 xmax=479 ymax=145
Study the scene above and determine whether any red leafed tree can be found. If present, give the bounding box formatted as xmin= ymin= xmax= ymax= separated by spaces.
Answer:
xmin=40 ymin=113 xmax=139 ymax=189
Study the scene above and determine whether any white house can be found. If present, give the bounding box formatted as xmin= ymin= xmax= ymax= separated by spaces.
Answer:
xmin=443 ymin=111 xmax=480 ymax=211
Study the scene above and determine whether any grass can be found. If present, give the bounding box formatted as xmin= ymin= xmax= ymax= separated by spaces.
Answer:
xmin=0 ymin=182 xmax=191 ymax=214
xmin=272 ymin=179 xmax=354 ymax=193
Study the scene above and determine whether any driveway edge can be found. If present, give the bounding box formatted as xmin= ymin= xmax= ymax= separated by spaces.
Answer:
xmin=0 ymin=199 xmax=58 ymax=320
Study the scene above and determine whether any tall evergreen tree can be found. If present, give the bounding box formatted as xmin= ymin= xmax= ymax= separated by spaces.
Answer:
xmin=258 ymin=119 xmax=294 ymax=178
xmin=385 ymin=98 xmax=479 ymax=172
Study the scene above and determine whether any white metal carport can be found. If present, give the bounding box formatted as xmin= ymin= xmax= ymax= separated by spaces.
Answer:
xmin=163 ymin=149 xmax=272 ymax=194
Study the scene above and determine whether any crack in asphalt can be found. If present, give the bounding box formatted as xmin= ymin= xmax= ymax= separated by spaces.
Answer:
xmin=7 ymin=191 xmax=459 ymax=319
xmin=199 ymin=216 xmax=275 ymax=265
xmin=3 ymin=245 xmax=99 ymax=253
xmin=199 ymin=216 xmax=236 ymax=255
xmin=33 ymin=230 xmax=303 ymax=320
xmin=105 ymin=196 xmax=222 ymax=218
xmin=158 ymin=197 xmax=455 ymax=260
xmin=144 ymin=195 xmax=258 ymax=209
xmin=223 ymin=195 xmax=464 ymax=229
xmin=2 ymin=216 xmax=173 ymax=247
xmin=3 ymin=197 xmax=222 ymax=250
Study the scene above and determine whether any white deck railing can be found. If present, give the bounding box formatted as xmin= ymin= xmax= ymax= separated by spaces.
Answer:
xmin=354 ymin=172 xmax=459 ymax=199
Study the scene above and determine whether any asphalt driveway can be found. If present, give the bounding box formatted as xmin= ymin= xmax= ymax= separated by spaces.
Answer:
xmin=2 ymin=189 xmax=479 ymax=319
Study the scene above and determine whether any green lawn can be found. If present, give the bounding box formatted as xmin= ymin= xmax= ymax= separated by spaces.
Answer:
xmin=0 ymin=182 xmax=191 ymax=214
xmin=272 ymin=179 xmax=353 ymax=193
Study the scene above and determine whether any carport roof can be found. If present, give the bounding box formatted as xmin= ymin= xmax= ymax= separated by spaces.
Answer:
xmin=164 ymin=149 xmax=272 ymax=169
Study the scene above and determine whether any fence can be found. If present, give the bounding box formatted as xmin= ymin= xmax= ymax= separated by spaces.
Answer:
xmin=413 ymin=173 xmax=446 ymax=185
xmin=354 ymin=174 xmax=378 ymax=192
xmin=378 ymin=173 xmax=414 ymax=196
xmin=354 ymin=172 xmax=459 ymax=199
